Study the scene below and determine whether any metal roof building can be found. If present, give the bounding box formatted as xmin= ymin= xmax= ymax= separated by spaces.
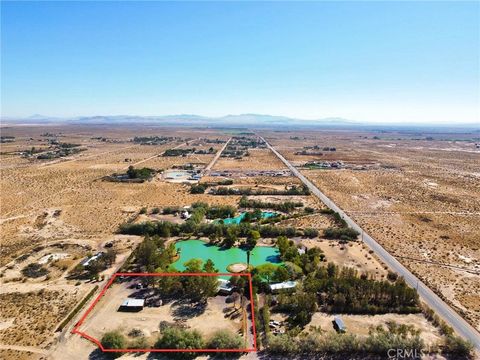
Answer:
xmin=119 ymin=298 xmax=145 ymax=311
xmin=333 ymin=316 xmax=346 ymax=333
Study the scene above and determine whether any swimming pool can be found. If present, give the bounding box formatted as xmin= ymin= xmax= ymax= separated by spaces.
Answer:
xmin=171 ymin=239 xmax=282 ymax=275
xmin=164 ymin=170 xmax=190 ymax=179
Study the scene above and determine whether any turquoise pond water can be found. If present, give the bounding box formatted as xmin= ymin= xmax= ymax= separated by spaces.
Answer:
xmin=171 ymin=240 xmax=282 ymax=274
xmin=214 ymin=211 xmax=278 ymax=225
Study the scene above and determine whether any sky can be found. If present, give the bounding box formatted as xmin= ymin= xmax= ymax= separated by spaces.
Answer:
xmin=1 ymin=1 xmax=479 ymax=124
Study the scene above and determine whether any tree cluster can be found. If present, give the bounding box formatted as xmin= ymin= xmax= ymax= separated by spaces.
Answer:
xmin=239 ymin=196 xmax=304 ymax=213
xmin=303 ymin=264 xmax=420 ymax=315
xmin=155 ymin=327 xmax=243 ymax=359
xmin=162 ymin=148 xmax=195 ymax=156
xmin=126 ymin=166 xmax=156 ymax=180
xmin=210 ymin=184 xmax=310 ymax=196
xmin=119 ymin=216 xmax=300 ymax=241
xmin=323 ymin=227 xmax=359 ymax=241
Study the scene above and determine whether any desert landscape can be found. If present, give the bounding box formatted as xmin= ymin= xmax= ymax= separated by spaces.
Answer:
xmin=264 ymin=129 xmax=480 ymax=330
xmin=0 ymin=124 xmax=478 ymax=359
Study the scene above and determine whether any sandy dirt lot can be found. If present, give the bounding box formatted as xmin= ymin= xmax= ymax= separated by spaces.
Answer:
xmin=302 ymin=239 xmax=388 ymax=280
xmin=77 ymin=280 xmax=247 ymax=349
xmin=306 ymin=312 xmax=442 ymax=345
xmin=213 ymin=148 xmax=287 ymax=171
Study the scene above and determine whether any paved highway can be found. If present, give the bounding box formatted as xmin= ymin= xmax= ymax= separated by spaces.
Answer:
xmin=261 ymin=136 xmax=480 ymax=351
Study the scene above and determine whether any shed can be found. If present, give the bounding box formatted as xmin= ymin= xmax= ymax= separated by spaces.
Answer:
xmin=333 ymin=316 xmax=346 ymax=333
xmin=119 ymin=298 xmax=145 ymax=312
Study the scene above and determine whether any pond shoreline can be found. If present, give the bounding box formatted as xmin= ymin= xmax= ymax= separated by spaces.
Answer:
xmin=171 ymin=239 xmax=282 ymax=275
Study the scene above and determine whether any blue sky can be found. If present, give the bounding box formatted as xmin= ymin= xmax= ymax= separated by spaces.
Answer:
xmin=1 ymin=1 xmax=479 ymax=123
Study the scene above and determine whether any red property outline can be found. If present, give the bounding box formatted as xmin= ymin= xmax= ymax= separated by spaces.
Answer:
xmin=72 ymin=272 xmax=258 ymax=353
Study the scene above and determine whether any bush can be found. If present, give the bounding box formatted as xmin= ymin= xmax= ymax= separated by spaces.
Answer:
xmin=163 ymin=206 xmax=180 ymax=215
xmin=129 ymin=336 xmax=148 ymax=349
xmin=101 ymin=331 xmax=126 ymax=355
xmin=208 ymin=330 xmax=243 ymax=349
xmin=190 ymin=184 xmax=207 ymax=194
xmin=443 ymin=335 xmax=474 ymax=358
xmin=303 ymin=228 xmax=318 ymax=238
xmin=387 ymin=271 xmax=398 ymax=282
xmin=267 ymin=333 xmax=299 ymax=354
xmin=22 ymin=263 xmax=48 ymax=278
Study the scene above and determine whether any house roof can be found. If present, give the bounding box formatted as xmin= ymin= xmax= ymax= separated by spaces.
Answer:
xmin=269 ymin=281 xmax=297 ymax=291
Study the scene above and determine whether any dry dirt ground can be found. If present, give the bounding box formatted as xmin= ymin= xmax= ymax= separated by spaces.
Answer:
xmin=263 ymin=129 xmax=480 ymax=330
xmin=301 ymin=239 xmax=388 ymax=280
xmin=0 ymin=125 xmax=234 ymax=359
xmin=77 ymin=280 xmax=248 ymax=350
xmin=213 ymin=148 xmax=286 ymax=171
xmin=269 ymin=311 xmax=442 ymax=346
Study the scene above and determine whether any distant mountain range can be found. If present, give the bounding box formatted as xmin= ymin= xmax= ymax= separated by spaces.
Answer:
xmin=1 ymin=113 xmax=478 ymax=131
xmin=1 ymin=113 xmax=358 ymax=127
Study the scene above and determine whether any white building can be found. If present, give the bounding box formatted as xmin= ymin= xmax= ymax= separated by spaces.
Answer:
xmin=269 ymin=281 xmax=297 ymax=293
xmin=119 ymin=298 xmax=145 ymax=311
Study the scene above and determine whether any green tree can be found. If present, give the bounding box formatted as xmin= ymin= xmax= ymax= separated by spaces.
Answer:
xmin=201 ymin=259 xmax=220 ymax=299
xmin=246 ymin=230 xmax=260 ymax=250
xmin=136 ymin=236 xmax=160 ymax=269
xmin=182 ymin=259 xmax=218 ymax=303
xmin=183 ymin=258 xmax=203 ymax=272
xmin=272 ymin=266 xmax=290 ymax=282
xmin=254 ymin=263 xmax=277 ymax=283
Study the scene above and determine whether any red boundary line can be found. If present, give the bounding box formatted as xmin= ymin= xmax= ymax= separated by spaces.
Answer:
xmin=72 ymin=272 xmax=257 ymax=353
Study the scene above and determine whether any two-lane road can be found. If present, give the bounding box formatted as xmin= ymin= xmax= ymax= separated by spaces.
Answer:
xmin=261 ymin=136 xmax=480 ymax=351
xmin=203 ymin=137 xmax=231 ymax=173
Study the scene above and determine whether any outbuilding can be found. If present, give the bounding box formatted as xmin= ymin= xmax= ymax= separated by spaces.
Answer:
xmin=333 ymin=316 xmax=346 ymax=333
xmin=269 ymin=281 xmax=297 ymax=293
xmin=81 ymin=252 xmax=104 ymax=267
xmin=119 ymin=298 xmax=145 ymax=312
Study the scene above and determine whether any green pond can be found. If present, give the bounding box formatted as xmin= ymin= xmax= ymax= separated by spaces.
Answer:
xmin=171 ymin=239 xmax=282 ymax=274
xmin=214 ymin=211 xmax=278 ymax=225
